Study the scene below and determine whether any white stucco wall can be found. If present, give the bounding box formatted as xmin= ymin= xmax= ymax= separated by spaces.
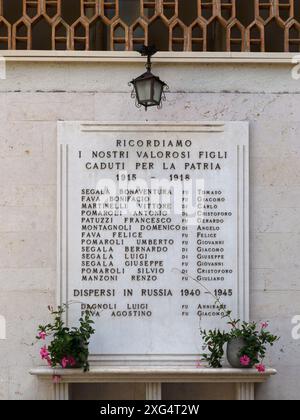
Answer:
xmin=0 ymin=57 xmax=299 ymax=400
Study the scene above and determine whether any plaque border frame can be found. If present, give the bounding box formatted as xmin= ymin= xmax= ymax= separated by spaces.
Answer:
xmin=57 ymin=121 xmax=249 ymax=366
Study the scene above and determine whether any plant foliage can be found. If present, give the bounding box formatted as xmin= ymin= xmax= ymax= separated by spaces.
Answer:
xmin=37 ymin=304 xmax=95 ymax=372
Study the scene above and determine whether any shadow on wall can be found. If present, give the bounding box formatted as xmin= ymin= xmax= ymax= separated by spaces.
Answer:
xmin=70 ymin=383 xmax=236 ymax=400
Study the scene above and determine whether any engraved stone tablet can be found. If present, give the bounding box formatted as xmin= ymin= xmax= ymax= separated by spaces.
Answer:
xmin=58 ymin=122 xmax=249 ymax=366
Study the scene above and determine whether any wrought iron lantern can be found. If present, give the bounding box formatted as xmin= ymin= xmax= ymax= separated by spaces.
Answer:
xmin=129 ymin=45 xmax=168 ymax=111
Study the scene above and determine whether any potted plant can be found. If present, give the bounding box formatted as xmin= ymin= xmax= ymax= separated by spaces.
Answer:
xmin=36 ymin=304 xmax=95 ymax=373
xmin=176 ymin=271 xmax=280 ymax=372
xmin=201 ymin=317 xmax=279 ymax=371
xmin=226 ymin=320 xmax=278 ymax=370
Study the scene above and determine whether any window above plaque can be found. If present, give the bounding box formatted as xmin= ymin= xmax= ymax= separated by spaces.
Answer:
xmin=0 ymin=0 xmax=299 ymax=52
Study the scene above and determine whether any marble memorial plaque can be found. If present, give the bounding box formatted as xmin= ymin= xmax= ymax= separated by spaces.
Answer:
xmin=58 ymin=122 xmax=249 ymax=365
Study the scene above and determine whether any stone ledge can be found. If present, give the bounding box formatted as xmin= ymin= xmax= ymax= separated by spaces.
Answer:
xmin=30 ymin=366 xmax=277 ymax=384
xmin=0 ymin=51 xmax=296 ymax=64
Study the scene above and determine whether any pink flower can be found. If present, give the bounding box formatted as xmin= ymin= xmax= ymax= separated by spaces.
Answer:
xmin=196 ymin=361 xmax=202 ymax=369
xmin=61 ymin=357 xmax=69 ymax=369
xmin=68 ymin=356 xmax=76 ymax=367
xmin=40 ymin=345 xmax=50 ymax=360
xmin=46 ymin=357 xmax=52 ymax=367
xmin=261 ymin=322 xmax=269 ymax=330
xmin=256 ymin=363 xmax=266 ymax=373
xmin=61 ymin=356 xmax=77 ymax=369
xmin=52 ymin=375 xmax=61 ymax=384
xmin=38 ymin=331 xmax=47 ymax=340
xmin=240 ymin=355 xmax=251 ymax=367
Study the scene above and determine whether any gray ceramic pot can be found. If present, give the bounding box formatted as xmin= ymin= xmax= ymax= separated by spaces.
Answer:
xmin=227 ymin=338 xmax=251 ymax=369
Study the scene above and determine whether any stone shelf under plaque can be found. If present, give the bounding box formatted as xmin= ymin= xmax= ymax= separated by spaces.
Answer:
xmin=30 ymin=366 xmax=277 ymax=401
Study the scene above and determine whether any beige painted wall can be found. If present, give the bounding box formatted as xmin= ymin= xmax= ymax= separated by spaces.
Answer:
xmin=0 ymin=59 xmax=299 ymax=400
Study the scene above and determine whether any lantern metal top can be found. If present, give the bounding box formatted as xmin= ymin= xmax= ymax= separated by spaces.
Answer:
xmin=129 ymin=45 xmax=169 ymax=111
xmin=132 ymin=69 xmax=166 ymax=86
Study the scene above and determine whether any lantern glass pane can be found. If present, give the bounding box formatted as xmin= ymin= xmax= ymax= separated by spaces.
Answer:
xmin=136 ymin=79 xmax=152 ymax=103
xmin=153 ymin=80 xmax=163 ymax=104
